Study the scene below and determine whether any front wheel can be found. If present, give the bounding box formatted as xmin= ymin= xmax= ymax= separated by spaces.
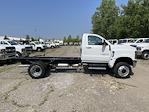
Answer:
xmin=37 ymin=48 xmax=42 ymax=52
xmin=16 ymin=52 xmax=22 ymax=57
xmin=113 ymin=62 xmax=132 ymax=78
xmin=142 ymin=51 xmax=149 ymax=60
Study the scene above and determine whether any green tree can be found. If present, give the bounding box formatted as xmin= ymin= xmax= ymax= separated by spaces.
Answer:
xmin=4 ymin=35 xmax=9 ymax=40
xmin=67 ymin=35 xmax=72 ymax=45
xmin=92 ymin=0 xmax=118 ymax=39
xmin=26 ymin=35 xmax=30 ymax=42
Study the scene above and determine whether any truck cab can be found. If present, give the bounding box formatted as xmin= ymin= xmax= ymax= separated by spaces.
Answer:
xmin=81 ymin=34 xmax=137 ymax=78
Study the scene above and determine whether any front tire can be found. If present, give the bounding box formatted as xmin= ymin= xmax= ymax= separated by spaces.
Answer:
xmin=142 ymin=51 xmax=149 ymax=60
xmin=113 ymin=62 xmax=132 ymax=78
xmin=16 ymin=52 xmax=22 ymax=57
xmin=28 ymin=63 xmax=48 ymax=79
xmin=37 ymin=48 xmax=42 ymax=52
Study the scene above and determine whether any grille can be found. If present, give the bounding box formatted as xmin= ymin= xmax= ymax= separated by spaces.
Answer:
xmin=5 ymin=47 xmax=16 ymax=53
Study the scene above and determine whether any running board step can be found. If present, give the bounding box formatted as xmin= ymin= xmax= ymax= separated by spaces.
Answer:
xmin=88 ymin=67 xmax=107 ymax=70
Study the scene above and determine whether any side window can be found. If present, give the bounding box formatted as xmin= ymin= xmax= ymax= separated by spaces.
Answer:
xmin=136 ymin=39 xmax=143 ymax=43
xmin=88 ymin=36 xmax=102 ymax=45
xmin=144 ymin=39 xmax=149 ymax=43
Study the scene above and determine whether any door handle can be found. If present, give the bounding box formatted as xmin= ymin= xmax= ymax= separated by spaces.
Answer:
xmin=86 ymin=47 xmax=92 ymax=49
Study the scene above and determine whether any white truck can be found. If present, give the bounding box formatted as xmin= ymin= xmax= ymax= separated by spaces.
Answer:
xmin=18 ymin=33 xmax=137 ymax=79
xmin=0 ymin=40 xmax=32 ymax=57
xmin=45 ymin=41 xmax=56 ymax=48
xmin=119 ymin=38 xmax=149 ymax=60
xmin=30 ymin=41 xmax=46 ymax=51
xmin=118 ymin=38 xmax=136 ymax=45
xmin=133 ymin=38 xmax=149 ymax=60
xmin=0 ymin=44 xmax=16 ymax=64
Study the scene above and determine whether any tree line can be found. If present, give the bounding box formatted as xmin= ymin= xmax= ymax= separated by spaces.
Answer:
xmin=92 ymin=0 xmax=149 ymax=39
xmin=63 ymin=35 xmax=81 ymax=44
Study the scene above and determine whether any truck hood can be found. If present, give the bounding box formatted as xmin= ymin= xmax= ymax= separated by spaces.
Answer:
xmin=111 ymin=44 xmax=136 ymax=52
xmin=134 ymin=43 xmax=149 ymax=47
xmin=13 ymin=45 xmax=26 ymax=49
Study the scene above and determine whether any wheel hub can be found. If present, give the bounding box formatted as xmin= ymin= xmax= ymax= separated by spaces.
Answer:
xmin=30 ymin=65 xmax=42 ymax=77
xmin=144 ymin=53 xmax=149 ymax=59
xmin=118 ymin=66 xmax=130 ymax=77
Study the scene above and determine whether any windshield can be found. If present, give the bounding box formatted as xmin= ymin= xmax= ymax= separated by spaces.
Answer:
xmin=144 ymin=39 xmax=149 ymax=43
xmin=118 ymin=40 xmax=127 ymax=44
xmin=8 ymin=41 xmax=18 ymax=45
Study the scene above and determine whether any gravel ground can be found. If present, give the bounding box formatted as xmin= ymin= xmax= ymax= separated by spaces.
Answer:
xmin=0 ymin=46 xmax=149 ymax=112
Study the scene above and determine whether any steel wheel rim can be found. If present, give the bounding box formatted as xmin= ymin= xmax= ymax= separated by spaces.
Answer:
xmin=30 ymin=65 xmax=42 ymax=77
xmin=144 ymin=53 xmax=149 ymax=59
xmin=118 ymin=66 xmax=130 ymax=77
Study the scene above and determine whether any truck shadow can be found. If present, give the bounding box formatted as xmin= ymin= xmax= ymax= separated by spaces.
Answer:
xmin=48 ymin=69 xmax=131 ymax=79
xmin=49 ymin=69 xmax=114 ymax=78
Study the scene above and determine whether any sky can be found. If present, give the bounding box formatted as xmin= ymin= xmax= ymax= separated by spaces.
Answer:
xmin=0 ymin=0 xmax=128 ymax=39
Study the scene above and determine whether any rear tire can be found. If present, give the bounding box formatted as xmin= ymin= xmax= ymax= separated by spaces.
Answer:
xmin=28 ymin=63 xmax=49 ymax=79
xmin=113 ymin=62 xmax=132 ymax=78
xmin=142 ymin=51 xmax=149 ymax=60
xmin=83 ymin=65 xmax=89 ymax=73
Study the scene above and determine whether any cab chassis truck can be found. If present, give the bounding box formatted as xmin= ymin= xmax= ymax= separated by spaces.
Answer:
xmin=18 ymin=34 xmax=137 ymax=79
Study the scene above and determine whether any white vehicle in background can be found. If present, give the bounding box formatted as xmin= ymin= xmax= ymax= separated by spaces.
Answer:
xmin=0 ymin=40 xmax=32 ymax=57
xmin=0 ymin=44 xmax=16 ymax=64
xmin=30 ymin=41 xmax=46 ymax=51
xmin=129 ymin=38 xmax=149 ymax=47
xmin=134 ymin=38 xmax=149 ymax=60
xmin=57 ymin=40 xmax=63 ymax=46
xmin=54 ymin=41 xmax=60 ymax=47
xmin=108 ymin=39 xmax=118 ymax=45
xmin=118 ymin=38 xmax=136 ymax=45
xmin=45 ymin=42 xmax=56 ymax=48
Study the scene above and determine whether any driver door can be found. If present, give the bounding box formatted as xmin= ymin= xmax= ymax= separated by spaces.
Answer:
xmin=84 ymin=35 xmax=111 ymax=63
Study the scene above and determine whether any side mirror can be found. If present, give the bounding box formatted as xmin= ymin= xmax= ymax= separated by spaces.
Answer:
xmin=102 ymin=40 xmax=107 ymax=46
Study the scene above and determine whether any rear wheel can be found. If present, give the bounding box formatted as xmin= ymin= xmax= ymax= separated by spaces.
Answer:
xmin=83 ymin=65 xmax=89 ymax=73
xmin=142 ymin=51 xmax=149 ymax=60
xmin=113 ymin=62 xmax=132 ymax=78
xmin=28 ymin=63 xmax=49 ymax=79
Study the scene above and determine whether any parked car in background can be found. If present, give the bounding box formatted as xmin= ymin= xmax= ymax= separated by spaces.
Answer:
xmin=118 ymin=38 xmax=136 ymax=45
xmin=45 ymin=42 xmax=56 ymax=48
xmin=0 ymin=40 xmax=32 ymax=57
xmin=135 ymin=38 xmax=149 ymax=60
xmin=108 ymin=39 xmax=118 ymax=45
xmin=30 ymin=41 xmax=46 ymax=51
xmin=0 ymin=43 xmax=16 ymax=64
xmin=54 ymin=41 xmax=60 ymax=47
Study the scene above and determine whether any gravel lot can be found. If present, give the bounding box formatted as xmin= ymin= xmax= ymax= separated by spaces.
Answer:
xmin=0 ymin=46 xmax=149 ymax=112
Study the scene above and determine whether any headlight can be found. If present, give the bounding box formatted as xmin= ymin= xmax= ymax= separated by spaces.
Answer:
xmin=137 ymin=47 xmax=142 ymax=51
xmin=22 ymin=49 xmax=25 ymax=52
xmin=0 ymin=49 xmax=5 ymax=52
